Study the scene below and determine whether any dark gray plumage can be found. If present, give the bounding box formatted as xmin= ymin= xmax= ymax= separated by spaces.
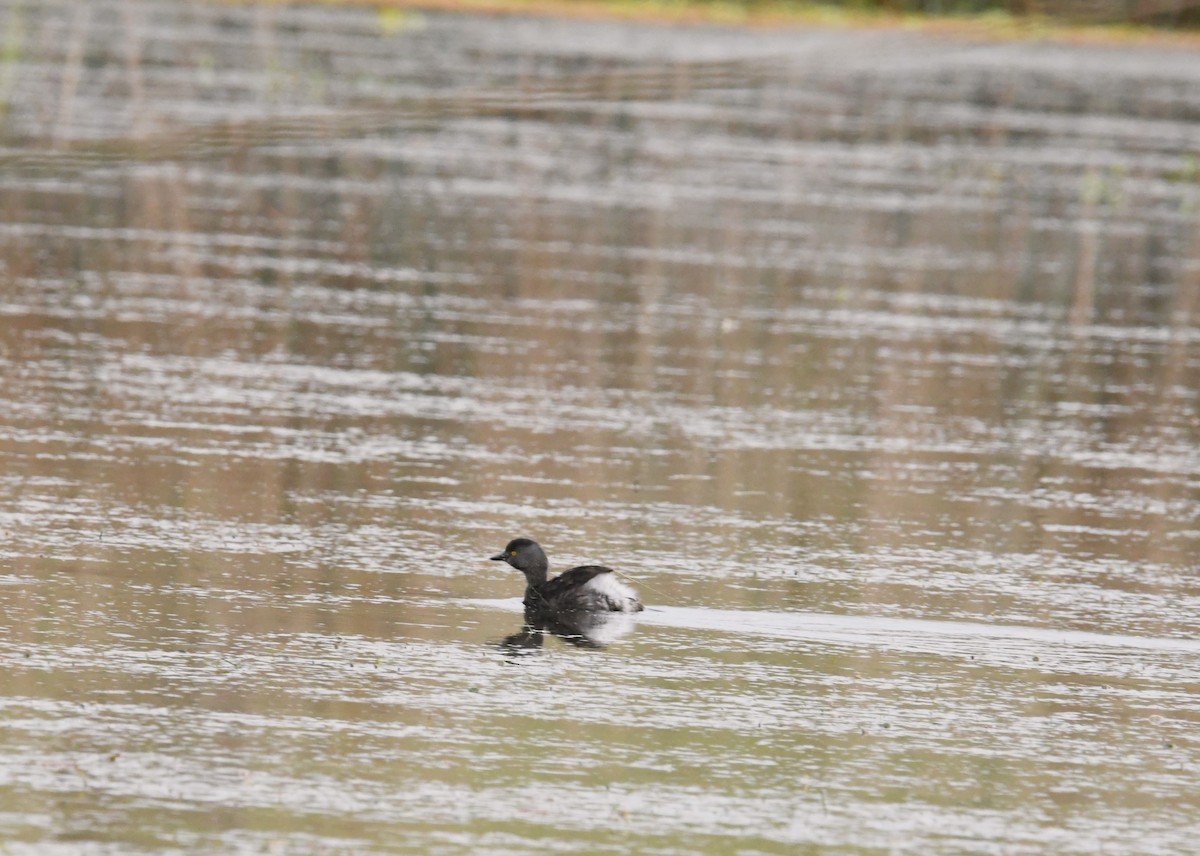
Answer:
xmin=490 ymin=538 xmax=643 ymax=613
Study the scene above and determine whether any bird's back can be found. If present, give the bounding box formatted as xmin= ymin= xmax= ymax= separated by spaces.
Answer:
xmin=527 ymin=565 xmax=643 ymax=613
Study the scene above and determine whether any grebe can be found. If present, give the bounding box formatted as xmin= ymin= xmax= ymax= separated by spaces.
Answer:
xmin=489 ymin=537 xmax=643 ymax=613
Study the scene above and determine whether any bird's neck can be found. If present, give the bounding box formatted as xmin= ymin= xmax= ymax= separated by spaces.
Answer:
xmin=522 ymin=552 xmax=549 ymax=586
xmin=522 ymin=565 xmax=548 ymax=587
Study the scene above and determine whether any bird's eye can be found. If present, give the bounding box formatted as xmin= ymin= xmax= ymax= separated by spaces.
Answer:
xmin=510 ymin=550 xmax=517 ymax=556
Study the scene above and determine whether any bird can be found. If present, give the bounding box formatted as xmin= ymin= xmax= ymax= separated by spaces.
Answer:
xmin=489 ymin=537 xmax=644 ymax=613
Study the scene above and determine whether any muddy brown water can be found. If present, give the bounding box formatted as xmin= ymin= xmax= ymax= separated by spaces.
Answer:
xmin=1 ymin=1 xmax=1199 ymax=853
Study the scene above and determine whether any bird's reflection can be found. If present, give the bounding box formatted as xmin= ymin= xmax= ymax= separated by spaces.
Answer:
xmin=500 ymin=605 xmax=639 ymax=652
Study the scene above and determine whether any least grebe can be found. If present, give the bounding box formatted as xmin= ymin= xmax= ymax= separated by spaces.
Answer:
xmin=490 ymin=537 xmax=643 ymax=613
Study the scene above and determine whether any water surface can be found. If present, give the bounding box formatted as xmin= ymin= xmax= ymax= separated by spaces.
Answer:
xmin=1 ymin=2 xmax=1199 ymax=853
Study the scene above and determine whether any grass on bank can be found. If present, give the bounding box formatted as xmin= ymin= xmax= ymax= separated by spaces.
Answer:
xmin=273 ymin=0 xmax=1200 ymax=46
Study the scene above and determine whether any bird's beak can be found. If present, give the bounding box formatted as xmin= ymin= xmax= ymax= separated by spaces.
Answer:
xmin=489 ymin=553 xmax=507 ymax=562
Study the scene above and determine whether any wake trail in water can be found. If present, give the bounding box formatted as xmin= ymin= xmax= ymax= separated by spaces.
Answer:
xmin=466 ymin=598 xmax=1200 ymax=655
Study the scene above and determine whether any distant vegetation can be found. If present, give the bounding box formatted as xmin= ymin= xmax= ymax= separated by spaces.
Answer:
xmin=363 ymin=0 xmax=1200 ymax=33
xmin=673 ymin=0 xmax=1200 ymax=27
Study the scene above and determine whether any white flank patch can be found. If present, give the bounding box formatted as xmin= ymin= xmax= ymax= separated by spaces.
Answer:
xmin=583 ymin=572 xmax=640 ymax=608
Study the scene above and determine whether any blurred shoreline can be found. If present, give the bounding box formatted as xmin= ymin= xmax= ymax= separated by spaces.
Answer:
xmin=233 ymin=0 xmax=1200 ymax=47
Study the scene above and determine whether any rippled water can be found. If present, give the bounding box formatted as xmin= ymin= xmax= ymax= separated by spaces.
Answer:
xmin=1 ymin=1 xmax=1199 ymax=853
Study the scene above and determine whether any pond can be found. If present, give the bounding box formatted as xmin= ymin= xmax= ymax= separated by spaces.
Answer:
xmin=1 ymin=1 xmax=1199 ymax=853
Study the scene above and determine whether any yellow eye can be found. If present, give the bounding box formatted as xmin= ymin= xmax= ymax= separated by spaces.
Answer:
xmin=510 ymin=550 xmax=517 ymax=556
